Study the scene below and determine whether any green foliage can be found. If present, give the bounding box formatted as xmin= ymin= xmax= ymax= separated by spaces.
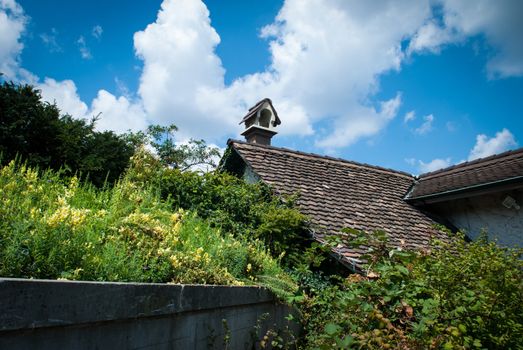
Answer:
xmin=128 ymin=123 xmax=221 ymax=171
xmin=0 ymin=159 xmax=290 ymax=287
xmin=298 ymin=229 xmax=523 ymax=349
xmin=125 ymin=147 xmax=311 ymax=265
xmin=0 ymin=81 xmax=135 ymax=187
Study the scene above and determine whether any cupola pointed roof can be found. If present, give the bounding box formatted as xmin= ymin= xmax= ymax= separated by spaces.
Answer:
xmin=239 ymin=98 xmax=281 ymax=127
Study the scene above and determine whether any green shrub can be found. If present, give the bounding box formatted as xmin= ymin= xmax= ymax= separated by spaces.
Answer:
xmin=299 ymin=229 xmax=523 ymax=349
xmin=0 ymin=159 xmax=292 ymax=288
xmin=127 ymin=147 xmax=311 ymax=266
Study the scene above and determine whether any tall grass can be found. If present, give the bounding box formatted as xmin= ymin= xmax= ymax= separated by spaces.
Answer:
xmin=0 ymin=160 xmax=291 ymax=287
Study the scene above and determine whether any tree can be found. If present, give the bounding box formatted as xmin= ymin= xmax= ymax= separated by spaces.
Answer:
xmin=139 ymin=124 xmax=221 ymax=171
xmin=0 ymin=81 xmax=135 ymax=186
xmin=0 ymin=81 xmax=62 ymax=167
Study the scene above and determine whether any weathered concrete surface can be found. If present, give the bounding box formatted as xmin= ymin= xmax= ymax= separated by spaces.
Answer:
xmin=428 ymin=189 xmax=523 ymax=247
xmin=0 ymin=278 xmax=299 ymax=350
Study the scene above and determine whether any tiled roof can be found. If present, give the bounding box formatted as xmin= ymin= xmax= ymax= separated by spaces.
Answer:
xmin=407 ymin=147 xmax=523 ymax=200
xmin=227 ymin=140 xmax=445 ymax=269
xmin=239 ymin=98 xmax=282 ymax=126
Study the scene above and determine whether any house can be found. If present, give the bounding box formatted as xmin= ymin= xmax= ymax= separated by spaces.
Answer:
xmin=405 ymin=148 xmax=523 ymax=247
xmin=220 ymin=98 xmax=523 ymax=270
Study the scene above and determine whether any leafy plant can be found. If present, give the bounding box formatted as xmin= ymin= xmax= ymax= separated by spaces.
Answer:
xmin=0 ymin=159 xmax=291 ymax=287
xmin=297 ymin=229 xmax=523 ymax=349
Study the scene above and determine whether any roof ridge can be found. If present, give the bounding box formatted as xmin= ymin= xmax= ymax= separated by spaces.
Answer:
xmin=419 ymin=146 xmax=523 ymax=180
xmin=228 ymin=139 xmax=414 ymax=179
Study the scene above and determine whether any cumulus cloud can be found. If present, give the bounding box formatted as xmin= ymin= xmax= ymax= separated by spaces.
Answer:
xmin=408 ymin=128 xmax=517 ymax=174
xmin=468 ymin=128 xmax=517 ymax=160
xmin=0 ymin=0 xmax=27 ymax=79
xmin=90 ymin=90 xmax=148 ymax=134
xmin=406 ymin=156 xmax=451 ymax=173
xmin=37 ymin=78 xmax=89 ymax=118
xmin=131 ymin=0 xmax=433 ymax=145
xmin=315 ymin=93 xmax=402 ymax=150
xmin=414 ymin=114 xmax=434 ymax=135
xmin=409 ymin=0 xmax=523 ymax=78
xmin=418 ymin=157 xmax=452 ymax=173
xmin=133 ymin=0 xmax=239 ymax=141
xmin=36 ymin=77 xmax=147 ymax=134
xmin=4 ymin=0 xmax=523 ymax=151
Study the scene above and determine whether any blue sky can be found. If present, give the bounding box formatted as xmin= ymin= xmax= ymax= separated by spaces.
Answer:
xmin=2 ymin=0 xmax=522 ymax=174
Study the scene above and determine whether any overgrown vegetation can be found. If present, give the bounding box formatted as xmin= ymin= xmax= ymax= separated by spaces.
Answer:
xmin=0 ymin=81 xmax=222 ymax=186
xmin=0 ymin=157 xmax=293 ymax=288
xmin=297 ymin=230 xmax=523 ymax=349
xmin=1 ymin=80 xmax=522 ymax=349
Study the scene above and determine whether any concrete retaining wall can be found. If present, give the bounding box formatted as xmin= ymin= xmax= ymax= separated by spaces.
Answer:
xmin=0 ymin=278 xmax=299 ymax=350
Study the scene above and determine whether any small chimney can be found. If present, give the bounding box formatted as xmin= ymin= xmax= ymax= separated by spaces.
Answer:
xmin=239 ymin=98 xmax=281 ymax=145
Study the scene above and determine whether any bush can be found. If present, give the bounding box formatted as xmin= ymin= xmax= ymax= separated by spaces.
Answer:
xmin=127 ymin=147 xmax=311 ymax=265
xmin=0 ymin=159 xmax=291 ymax=287
xmin=299 ymin=229 xmax=523 ymax=349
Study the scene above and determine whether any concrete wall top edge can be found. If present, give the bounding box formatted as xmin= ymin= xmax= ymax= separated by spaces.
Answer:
xmin=0 ymin=278 xmax=277 ymax=332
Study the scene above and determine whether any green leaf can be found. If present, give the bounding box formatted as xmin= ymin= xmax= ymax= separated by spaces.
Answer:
xmin=458 ymin=324 xmax=467 ymax=333
xmin=443 ymin=341 xmax=454 ymax=350
xmin=325 ymin=323 xmax=340 ymax=335
xmin=396 ymin=265 xmax=409 ymax=275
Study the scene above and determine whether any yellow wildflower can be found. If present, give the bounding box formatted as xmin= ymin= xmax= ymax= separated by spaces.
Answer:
xmin=170 ymin=255 xmax=181 ymax=268
xmin=95 ymin=209 xmax=107 ymax=218
xmin=47 ymin=205 xmax=71 ymax=227
xmin=170 ymin=213 xmax=180 ymax=223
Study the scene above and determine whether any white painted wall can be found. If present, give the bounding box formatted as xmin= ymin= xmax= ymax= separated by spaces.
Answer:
xmin=429 ymin=189 xmax=523 ymax=248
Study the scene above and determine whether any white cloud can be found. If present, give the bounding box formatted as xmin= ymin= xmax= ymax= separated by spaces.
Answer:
xmin=409 ymin=0 xmax=523 ymax=78
xmin=4 ymin=0 xmax=523 ymax=153
xmin=40 ymin=28 xmax=62 ymax=53
xmin=404 ymin=110 xmax=415 ymax=123
xmin=133 ymin=0 xmax=241 ymax=141
xmin=418 ymin=157 xmax=452 ymax=173
xmin=414 ymin=114 xmax=434 ymax=135
xmin=404 ymin=157 xmax=416 ymax=166
xmin=248 ymin=0 xmax=431 ymax=148
xmin=92 ymin=25 xmax=103 ymax=39
xmin=77 ymin=36 xmax=92 ymax=59
xmin=408 ymin=20 xmax=454 ymax=54
xmin=37 ymin=78 xmax=89 ymax=118
xmin=36 ymin=77 xmax=147 ymax=134
xmin=0 ymin=0 xmax=26 ymax=79
xmin=315 ymin=93 xmax=402 ymax=150
xmin=130 ymin=0 xmax=433 ymax=145
xmin=90 ymin=90 xmax=147 ymax=134
xmin=409 ymin=128 xmax=517 ymax=174
xmin=468 ymin=128 xmax=517 ymax=160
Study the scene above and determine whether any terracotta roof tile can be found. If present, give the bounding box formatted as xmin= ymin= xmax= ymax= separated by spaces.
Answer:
xmin=407 ymin=147 xmax=523 ymax=200
xmin=228 ymin=140 xmax=445 ymax=268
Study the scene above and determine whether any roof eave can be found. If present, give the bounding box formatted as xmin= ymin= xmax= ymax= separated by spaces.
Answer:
xmin=406 ymin=175 xmax=523 ymax=205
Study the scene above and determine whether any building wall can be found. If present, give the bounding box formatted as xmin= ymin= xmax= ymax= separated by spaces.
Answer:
xmin=0 ymin=278 xmax=299 ymax=350
xmin=428 ymin=189 xmax=523 ymax=247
